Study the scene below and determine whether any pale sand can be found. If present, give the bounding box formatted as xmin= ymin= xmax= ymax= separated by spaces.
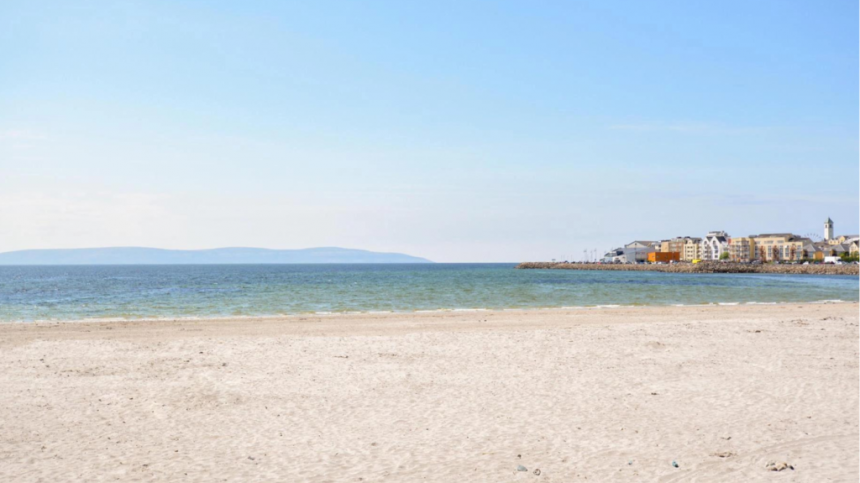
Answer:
xmin=0 ymin=303 xmax=857 ymax=482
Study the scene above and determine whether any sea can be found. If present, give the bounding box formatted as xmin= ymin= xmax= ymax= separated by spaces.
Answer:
xmin=0 ymin=264 xmax=857 ymax=322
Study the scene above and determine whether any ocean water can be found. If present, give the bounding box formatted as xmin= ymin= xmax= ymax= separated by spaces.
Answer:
xmin=0 ymin=264 xmax=856 ymax=322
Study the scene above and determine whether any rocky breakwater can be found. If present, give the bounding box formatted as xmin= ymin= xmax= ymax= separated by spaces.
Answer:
xmin=515 ymin=261 xmax=859 ymax=275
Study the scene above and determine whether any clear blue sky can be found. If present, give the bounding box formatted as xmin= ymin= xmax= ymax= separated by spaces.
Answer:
xmin=1 ymin=1 xmax=857 ymax=262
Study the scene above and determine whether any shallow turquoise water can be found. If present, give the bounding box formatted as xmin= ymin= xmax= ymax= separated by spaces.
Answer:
xmin=0 ymin=264 xmax=856 ymax=322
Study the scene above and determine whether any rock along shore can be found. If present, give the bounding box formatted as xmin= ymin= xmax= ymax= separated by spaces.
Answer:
xmin=515 ymin=261 xmax=859 ymax=275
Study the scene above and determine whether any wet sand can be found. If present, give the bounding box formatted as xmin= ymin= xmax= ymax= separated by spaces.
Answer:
xmin=1 ymin=303 xmax=857 ymax=482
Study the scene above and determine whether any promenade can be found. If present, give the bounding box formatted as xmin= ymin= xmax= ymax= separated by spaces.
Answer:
xmin=516 ymin=261 xmax=859 ymax=275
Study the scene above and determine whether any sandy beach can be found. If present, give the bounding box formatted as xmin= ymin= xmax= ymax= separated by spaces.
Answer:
xmin=1 ymin=303 xmax=857 ymax=482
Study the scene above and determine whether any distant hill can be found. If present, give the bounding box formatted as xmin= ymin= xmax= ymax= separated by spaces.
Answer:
xmin=0 ymin=247 xmax=433 ymax=265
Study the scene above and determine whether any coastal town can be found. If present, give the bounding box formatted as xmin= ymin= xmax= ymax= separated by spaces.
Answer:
xmin=600 ymin=217 xmax=859 ymax=264
xmin=517 ymin=217 xmax=860 ymax=275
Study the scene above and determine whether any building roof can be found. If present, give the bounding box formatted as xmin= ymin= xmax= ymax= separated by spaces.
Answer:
xmin=810 ymin=241 xmax=851 ymax=252
xmin=626 ymin=241 xmax=657 ymax=246
xmin=750 ymin=233 xmax=802 ymax=241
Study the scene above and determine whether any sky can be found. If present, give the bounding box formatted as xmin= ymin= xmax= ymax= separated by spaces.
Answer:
xmin=1 ymin=0 xmax=857 ymax=262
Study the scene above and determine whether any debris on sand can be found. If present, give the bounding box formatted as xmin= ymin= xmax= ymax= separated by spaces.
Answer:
xmin=711 ymin=451 xmax=735 ymax=458
xmin=517 ymin=465 xmax=528 ymax=472
xmin=766 ymin=461 xmax=795 ymax=472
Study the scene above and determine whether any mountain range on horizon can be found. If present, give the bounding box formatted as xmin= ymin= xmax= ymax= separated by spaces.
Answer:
xmin=0 ymin=247 xmax=433 ymax=265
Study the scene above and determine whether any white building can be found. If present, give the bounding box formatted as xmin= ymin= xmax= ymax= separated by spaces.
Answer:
xmin=622 ymin=241 xmax=658 ymax=263
xmin=824 ymin=217 xmax=834 ymax=241
xmin=602 ymin=248 xmax=625 ymax=263
xmin=700 ymin=231 xmax=730 ymax=260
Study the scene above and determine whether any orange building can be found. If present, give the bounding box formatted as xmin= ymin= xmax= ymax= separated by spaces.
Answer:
xmin=648 ymin=252 xmax=680 ymax=263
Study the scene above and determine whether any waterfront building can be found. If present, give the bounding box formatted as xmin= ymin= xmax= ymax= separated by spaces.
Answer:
xmin=801 ymin=239 xmax=818 ymax=259
xmin=847 ymin=238 xmax=860 ymax=255
xmin=828 ymin=234 xmax=859 ymax=246
xmin=750 ymin=234 xmax=811 ymax=261
xmin=622 ymin=241 xmax=657 ymax=263
xmin=700 ymin=231 xmax=730 ymax=260
xmin=648 ymin=252 xmax=680 ymax=263
xmin=809 ymin=243 xmax=827 ymax=261
xmin=727 ymin=237 xmax=755 ymax=262
xmin=657 ymin=237 xmax=697 ymax=261
xmin=682 ymin=238 xmax=702 ymax=261
xmin=667 ymin=237 xmax=689 ymax=255
xmin=810 ymin=240 xmax=854 ymax=260
xmin=603 ymin=248 xmax=625 ymax=263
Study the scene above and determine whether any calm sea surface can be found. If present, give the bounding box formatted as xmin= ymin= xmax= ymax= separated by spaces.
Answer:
xmin=0 ymin=264 xmax=856 ymax=322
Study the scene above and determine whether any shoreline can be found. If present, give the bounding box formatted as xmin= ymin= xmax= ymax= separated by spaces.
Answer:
xmin=2 ymin=298 xmax=855 ymax=325
xmin=1 ymin=302 xmax=857 ymax=338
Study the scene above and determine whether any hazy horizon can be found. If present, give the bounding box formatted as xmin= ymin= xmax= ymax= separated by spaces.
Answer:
xmin=2 ymin=1 xmax=857 ymax=262
xmin=0 ymin=246 xmax=435 ymax=264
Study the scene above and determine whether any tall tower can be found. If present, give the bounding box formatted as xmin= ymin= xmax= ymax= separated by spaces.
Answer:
xmin=824 ymin=217 xmax=834 ymax=241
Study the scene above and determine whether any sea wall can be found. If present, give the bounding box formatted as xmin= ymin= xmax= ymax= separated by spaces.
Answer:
xmin=515 ymin=261 xmax=859 ymax=276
